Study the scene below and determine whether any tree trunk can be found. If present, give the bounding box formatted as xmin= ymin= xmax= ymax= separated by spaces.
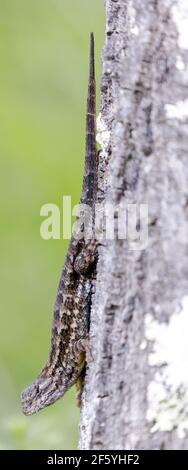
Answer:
xmin=79 ymin=0 xmax=188 ymax=450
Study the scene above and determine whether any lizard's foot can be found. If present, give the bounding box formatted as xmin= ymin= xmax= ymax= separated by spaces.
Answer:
xmin=74 ymin=337 xmax=90 ymax=407
xmin=76 ymin=368 xmax=86 ymax=407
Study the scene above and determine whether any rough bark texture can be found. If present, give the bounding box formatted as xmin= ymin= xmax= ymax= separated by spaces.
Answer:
xmin=79 ymin=0 xmax=188 ymax=450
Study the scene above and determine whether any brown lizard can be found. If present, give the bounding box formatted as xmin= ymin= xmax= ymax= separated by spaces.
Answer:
xmin=21 ymin=32 xmax=97 ymax=415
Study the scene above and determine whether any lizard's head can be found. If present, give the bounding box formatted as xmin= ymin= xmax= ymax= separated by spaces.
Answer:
xmin=21 ymin=376 xmax=61 ymax=415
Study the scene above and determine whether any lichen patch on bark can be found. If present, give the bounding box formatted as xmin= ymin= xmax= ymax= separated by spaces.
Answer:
xmin=145 ymin=296 xmax=188 ymax=438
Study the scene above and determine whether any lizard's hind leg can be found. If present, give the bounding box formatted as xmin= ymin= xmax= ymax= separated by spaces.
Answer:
xmin=74 ymin=337 xmax=90 ymax=406
xmin=75 ymin=348 xmax=86 ymax=407
xmin=74 ymin=241 xmax=97 ymax=274
xmin=76 ymin=363 xmax=86 ymax=407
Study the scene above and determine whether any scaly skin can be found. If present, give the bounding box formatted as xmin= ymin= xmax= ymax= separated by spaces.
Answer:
xmin=21 ymin=33 xmax=97 ymax=415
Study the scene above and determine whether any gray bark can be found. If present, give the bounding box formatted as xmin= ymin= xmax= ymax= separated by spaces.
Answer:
xmin=79 ymin=0 xmax=188 ymax=450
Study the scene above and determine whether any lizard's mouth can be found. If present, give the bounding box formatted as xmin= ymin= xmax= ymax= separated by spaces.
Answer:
xmin=21 ymin=383 xmax=41 ymax=415
xmin=21 ymin=376 xmax=65 ymax=415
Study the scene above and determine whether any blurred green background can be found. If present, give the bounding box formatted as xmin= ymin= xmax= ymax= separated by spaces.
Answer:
xmin=0 ymin=0 xmax=104 ymax=449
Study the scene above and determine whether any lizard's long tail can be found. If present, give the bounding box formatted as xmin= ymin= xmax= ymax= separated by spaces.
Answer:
xmin=82 ymin=32 xmax=97 ymax=207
